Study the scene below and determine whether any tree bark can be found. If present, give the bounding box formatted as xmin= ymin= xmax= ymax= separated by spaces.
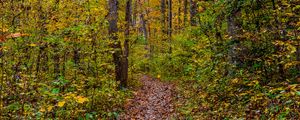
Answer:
xmin=227 ymin=0 xmax=243 ymax=76
xmin=122 ymin=0 xmax=132 ymax=88
xmin=168 ymin=0 xmax=172 ymax=53
xmin=297 ymin=38 xmax=300 ymax=72
xmin=183 ymin=0 xmax=188 ymax=27
xmin=177 ymin=0 xmax=181 ymax=30
xmin=133 ymin=0 xmax=137 ymax=27
xmin=108 ymin=0 xmax=124 ymax=88
xmin=161 ymin=0 xmax=166 ymax=34
xmin=189 ymin=0 xmax=197 ymax=26
xmin=140 ymin=13 xmax=148 ymax=41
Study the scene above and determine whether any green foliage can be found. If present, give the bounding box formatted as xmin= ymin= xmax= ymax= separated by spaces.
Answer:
xmin=1 ymin=0 xmax=299 ymax=119
xmin=0 ymin=0 xmax=136 ymax=119
xmin=148 ymin=0 xmax=300 ymax=119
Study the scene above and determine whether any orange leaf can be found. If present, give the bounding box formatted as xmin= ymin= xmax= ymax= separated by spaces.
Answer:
xmin=6 ymin=33 xmax=30 ymax=39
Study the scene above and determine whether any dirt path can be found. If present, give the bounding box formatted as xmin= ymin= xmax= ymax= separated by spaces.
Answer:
xmin=119 ymin=75 xmax=176 ymax=120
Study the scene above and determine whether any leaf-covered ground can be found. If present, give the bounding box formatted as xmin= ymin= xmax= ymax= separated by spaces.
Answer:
xmin=119 ymin=75 xmax=176 ymax=120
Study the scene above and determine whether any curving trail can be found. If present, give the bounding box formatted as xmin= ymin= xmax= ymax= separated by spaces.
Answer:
xmin=119 ymin=75 xmax=176 ymax=120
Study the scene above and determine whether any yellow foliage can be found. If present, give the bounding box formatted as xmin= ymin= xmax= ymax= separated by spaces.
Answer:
xmin=284 ymin=61 xmax=300 ymax=69
xmin=47 ymin=105 xmax=54 ymax=111
xmin=57 ymin=101 xmax=66 ymax=107
xmin=157 ymin=74 xmax=161 ymax=79
xmin=198 ymin=6 xmax=205 ymax=13
xmin=76 ymin=96 xmax=89 ymax=104
xmin=0 ymin=28 xmax=8 ymax=32
xmin=39 ymin=107 xmax=46 ymax=112
xmin=286 ymin=13 xmax=294 ymax=17
xmin=231 ymin=78 xmax=239 ymax=84
xmin=64 ymin=93 xmax=76 ymax=99
xmin=29 ymin=43 xmax=37 ymax=47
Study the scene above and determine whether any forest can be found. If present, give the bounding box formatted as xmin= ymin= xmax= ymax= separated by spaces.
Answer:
xmin=0 ymin=0 xmax=299 ymax=119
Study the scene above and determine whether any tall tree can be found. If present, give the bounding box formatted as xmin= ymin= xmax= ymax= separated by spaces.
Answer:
xmin=177 ymin=0 xmax=182 ymax=30
xmin=140 ymin=14 xmax=148 ymax=41
xmin=168 ymin=0 xmax=172 ymax=53
xmin=183 ymin=0 xmax=188 ymax=27
xmin=227 ymin=0 xmax=241 ymax=67
xmin=108 ymin=0 xmax=124 ymax=88
xmin=133 ymin=0 xmax=137 ymax=27
xmin=189 ymin=0 xmax=197 ymax=26
xmin=122 ymin=0 xmax=132 ymax=88
xmin=161 ymin=0 xmax=166 ymax=34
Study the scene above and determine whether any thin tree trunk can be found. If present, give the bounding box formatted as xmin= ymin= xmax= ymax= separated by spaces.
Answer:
xmin=53 ymin=43 xmax=60 ymax=80
xmin=0 ymin=2 xmax=4 ymax=115
xmin=177 ymin=0 xmax=181 ymax=31
xmin=297 ymin=42 xmax=300 ymax=73
xmin=122 ymin=0 xmax=132 ymax=88
xmin=227 ymin=14 xmax=239 ymax=66
xmin=161 ymin=0 xmax=166 ymax=34
xmin=133 ymin=0 xmax=137 ymax=27
xmin=183 ymin=0 xmax=188 ymax=27
xmin=189 ymin=0 xmax=197 ymax=26
xmin=140 ymin=14 xmax=148 ymax=41
xmin=227 ymin=0 xmax=242 ymax=76
xmin=146 ymin=0 xmax=151 ymax=38
xmin=36 ymin=0 xmax=48 ymax=79
xmin=168 ymin=0 xmax=172 ymax=53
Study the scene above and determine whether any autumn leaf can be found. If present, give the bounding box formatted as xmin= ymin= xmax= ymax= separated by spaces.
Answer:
xmin=29 ymin=43 xmax=37 ymax=47
xmin=0 ymin=33 xmax=30 ymax=42
xmin=157 ymin=74 xmax=161 ymax=79
xmin=57 ymin=101 xmax=66 ymax=107
xmin=39 ymin=107 xmax=46 ymax=112
xmin=0 ymin=36 xmax=6 ymax=42
xmin=6 ymin=33 xmax=30 ymax=39
xmin=47 ymin=105 xmax=54 ymax=111
xmin=64 ymin=93 xmax=76 ymax=99
xmin=76 ymin=96 xmax=89 ymax=104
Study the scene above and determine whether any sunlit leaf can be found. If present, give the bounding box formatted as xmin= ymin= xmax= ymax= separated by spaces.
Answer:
xmin=76 ymin=96 xmax=89 ymax=104
xmin=57 ymin=101 xmax=66 ymax=107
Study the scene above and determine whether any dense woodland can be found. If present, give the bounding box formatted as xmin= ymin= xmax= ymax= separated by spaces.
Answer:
xmin=0 ymin=0 xmax=300 ymax=119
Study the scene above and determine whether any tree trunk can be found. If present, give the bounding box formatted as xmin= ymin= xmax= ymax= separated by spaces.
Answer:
xmin=108 ymin=0 xmax=124 ymax=88
xmin=122 ymin=0 xmax=132 ymax=88
xmin=227 ymin=14 xmax=239 ymax=65
xmin=52 ymin=43 xmax=60 ymax=80
xmin=183 ymin=0 xmax=188 ymax=27
xmin=133 ymin=0 xmax=137 ymax=27
xmin=189 ymin=0 xmax=197 ymax=26
xmin=227 ymin=0 xmax=243 ymax=76
xmin=161 ymin=0 xmax=166 ymax=34
xmin=168 ymin=0 xmax=172 ymax=53
xmin=140 ymin=14 xmax=148 ymax=41
xmin=177 ymin=0 xmax=181 ymax=31
xmin=297 ymin=40 xmax=300 ymax=73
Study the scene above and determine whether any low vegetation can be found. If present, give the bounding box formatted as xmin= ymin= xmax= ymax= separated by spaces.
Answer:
xmin=0 ymin=0 xmax=299 ymax=119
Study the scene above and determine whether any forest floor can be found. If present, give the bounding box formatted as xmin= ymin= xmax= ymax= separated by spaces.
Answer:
xmin=119 ymin=75 xmax=176 ymax=120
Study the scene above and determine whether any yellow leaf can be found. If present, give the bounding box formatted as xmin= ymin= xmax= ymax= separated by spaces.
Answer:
xmin=57 ymin=101 xmax=66 ymax=107
xmin=76 ymin=96 xmax=89 ymax=104
xmin=224 ymin=102 xmax=230 ymax=108
xmin=286 ymin=13 xmax=294 ymax=17
xmin=64 ymin=93 xmax=76 ymax=99
xmin=39 ymin=107 xmax=46 ymax=112
xmin=47 ymin=105 xmax=53 ymax=111
xmin=231 ymin=78 xmax=239 ymax=84
xmin=157 ymin=74 xmax=161 ymax=79
xmin=0 ymin=28 xmax=8 ymax=32
xmin=29 ymin=43 xmax=37 ymax=47
xmin=6 ymin=33 xmax=30 ymax=39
